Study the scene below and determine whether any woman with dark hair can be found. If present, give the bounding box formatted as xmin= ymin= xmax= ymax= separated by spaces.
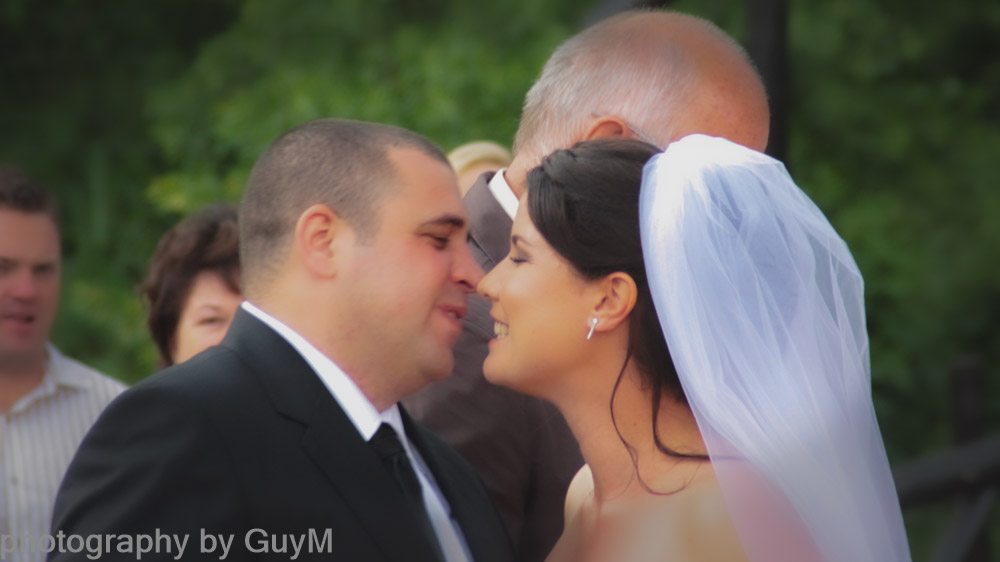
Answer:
xmin=141 ymin=203 xmax=242 ymax=366
xmin=478 ymin=136 xmax=910 ymax=561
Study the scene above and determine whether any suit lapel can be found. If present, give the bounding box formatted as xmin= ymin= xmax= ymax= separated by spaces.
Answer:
xmin=464 ymin=172 xmax=513 ymax=270
xmin=221 ymin=309 xmax=442 ymax=562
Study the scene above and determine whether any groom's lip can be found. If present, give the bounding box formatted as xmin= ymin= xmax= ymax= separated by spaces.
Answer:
xmin=435 ymin=303 xmax=467 ymax=342
xmin=439 ymin=303 xmax=467 ymax=320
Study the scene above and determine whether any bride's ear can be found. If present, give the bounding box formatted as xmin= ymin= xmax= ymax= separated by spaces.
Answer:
xmin=590 ymin=272 xmax=637 ymax=333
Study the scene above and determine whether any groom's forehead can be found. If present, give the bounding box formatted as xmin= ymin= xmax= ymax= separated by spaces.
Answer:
xmin=372 ymin=149 xmax=465 ymax=226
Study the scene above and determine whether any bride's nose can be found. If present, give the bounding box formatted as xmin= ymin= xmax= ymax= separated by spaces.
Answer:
xmin=477 ymin=262 xmax=502 ymax=302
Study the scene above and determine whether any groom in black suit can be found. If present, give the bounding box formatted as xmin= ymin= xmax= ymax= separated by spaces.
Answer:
xmin=50 ymin=119 xmax=515 ymax=562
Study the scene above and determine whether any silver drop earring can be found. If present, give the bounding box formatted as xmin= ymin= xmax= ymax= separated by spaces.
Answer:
xmin=586 ymin=317 xmax=598 ymax=340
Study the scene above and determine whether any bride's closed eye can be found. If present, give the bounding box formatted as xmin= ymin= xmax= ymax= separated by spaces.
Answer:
xmin=509 ymin=233 xmax=533 ymax=265
xmin=510 ymin=253 xmax=530 ymax=265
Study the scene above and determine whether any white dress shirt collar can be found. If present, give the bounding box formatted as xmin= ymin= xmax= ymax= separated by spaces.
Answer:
xmin=10 ymin=344 xmax=96 ymax=414
xmin=241 ymin=300 xmax=386 ymax=440
xmin=486 ymin=168 xmax=520 ymax=220
xmin=46 ymin=344 xmax=94 ymax=390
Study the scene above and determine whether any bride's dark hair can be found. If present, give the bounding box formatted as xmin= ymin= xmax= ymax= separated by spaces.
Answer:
xmin=526 ymin=138 xmax=708 ymax=468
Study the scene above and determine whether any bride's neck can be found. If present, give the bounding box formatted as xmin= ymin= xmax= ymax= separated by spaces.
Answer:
xmin=556 ymin=361 xmax=708 ymax=503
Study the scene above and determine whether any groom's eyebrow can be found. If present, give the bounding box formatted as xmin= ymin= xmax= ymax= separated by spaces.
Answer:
xmin=418 ymin=214 xmax=466 ymax=230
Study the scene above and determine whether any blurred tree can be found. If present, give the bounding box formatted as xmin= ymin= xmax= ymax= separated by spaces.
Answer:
xmin=143 ymin=0 xmax=590 ymax=211
xmin=0 ymin=0 xmax=241 ymax=382
xmin=745 ymin=0 xmax=789 ymax=160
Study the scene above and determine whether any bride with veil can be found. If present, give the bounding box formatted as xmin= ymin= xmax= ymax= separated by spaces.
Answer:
xmin=476 ymin=134 xmax=911 ymax=561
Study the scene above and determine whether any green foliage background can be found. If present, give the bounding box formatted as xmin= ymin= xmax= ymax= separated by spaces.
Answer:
xmin=3 ymin=0 xmax=998 ymax=556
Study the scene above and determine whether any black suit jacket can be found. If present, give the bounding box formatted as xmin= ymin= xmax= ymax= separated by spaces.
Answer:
xmin=51 ymin=309 xmax=515 ymax=562
xmin=403 ymin=173 xmax=584 ymax=562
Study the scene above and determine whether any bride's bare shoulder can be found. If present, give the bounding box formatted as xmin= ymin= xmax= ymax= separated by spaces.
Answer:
xmin=603 ymin=469 xmax=746 ymax=562
xmin=669 ymin=477 xmax=749 ymax=562
xmin=664 ymin=466 xmax=823 ymax=562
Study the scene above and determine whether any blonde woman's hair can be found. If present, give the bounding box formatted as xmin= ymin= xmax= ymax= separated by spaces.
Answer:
xmin=447 ymin=141 xmax=512 ymax=177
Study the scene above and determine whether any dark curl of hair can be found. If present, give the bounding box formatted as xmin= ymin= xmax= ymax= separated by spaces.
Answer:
xmin=141 ymin=203 xmax=240 ymax=367
xmin=526 ymin=138 xmax=708 ymax=468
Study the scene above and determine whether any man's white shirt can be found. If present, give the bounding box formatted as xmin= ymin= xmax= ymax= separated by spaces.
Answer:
xmin=0 ymin=344 xmax=126 ymax=561
xmin=486 ymin=169 xmax=519 ymax=220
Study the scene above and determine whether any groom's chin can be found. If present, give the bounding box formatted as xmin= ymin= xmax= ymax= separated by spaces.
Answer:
xmin=418 ymin=352 xmax=456 ymax=387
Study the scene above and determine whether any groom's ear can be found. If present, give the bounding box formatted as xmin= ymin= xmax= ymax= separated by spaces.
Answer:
xmin=590 ymin=272 xmax=637 ymax=333
xmin=294 ymin=203 xmax=349 ymax=279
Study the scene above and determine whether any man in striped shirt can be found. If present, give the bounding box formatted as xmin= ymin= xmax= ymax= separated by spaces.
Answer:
xmin=0 ymin=167 xmax=125 ymax=561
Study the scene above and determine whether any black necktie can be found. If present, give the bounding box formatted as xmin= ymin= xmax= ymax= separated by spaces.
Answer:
xmin=369 ymin=423 xmax=446 ymax=562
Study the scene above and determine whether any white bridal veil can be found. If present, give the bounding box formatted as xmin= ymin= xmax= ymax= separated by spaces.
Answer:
xmin=639 ymin=135 xmax=911 ymax=562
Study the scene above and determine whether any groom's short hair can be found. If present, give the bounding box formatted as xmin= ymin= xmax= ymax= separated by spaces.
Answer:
xmin=239 ymin=119 xmax=447 ymax=294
